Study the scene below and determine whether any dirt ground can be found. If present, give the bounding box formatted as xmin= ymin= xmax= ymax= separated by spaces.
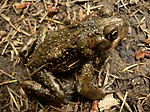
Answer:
xmin=0 ymin=0 xmax=150 ymax=112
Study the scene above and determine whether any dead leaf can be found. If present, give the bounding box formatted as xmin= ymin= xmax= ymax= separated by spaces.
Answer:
xmin=135 ymin=49 xmax=150 ymax=60
xmin=98 ymin=94 xmax=119 ymax=111
xmin=145 ymin=38 xmax=150 ymax=44
xmin=90 ymin=100 xmax=99 ymax=112
xmin=135 ymin=49 xmax=146 ymax=60
xmin=47 ymin=6 xmax=59 ymax=17
xmin=144 ymin=50 xmax=150 ymax=58
xmin=14 ymin=2 xmax=31 ymax=9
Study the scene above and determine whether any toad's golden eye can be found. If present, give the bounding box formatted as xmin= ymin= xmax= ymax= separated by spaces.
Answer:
xmin=107 ymin=30 xmax=118 ymax=42
xmin=104 ymin=24 xmax=118 ymax=42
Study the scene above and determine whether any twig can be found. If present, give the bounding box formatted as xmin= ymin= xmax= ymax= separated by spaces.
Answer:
xmin=66 ymin=0 xmax=71 ymax=19
xmin=42 ymin=0 xmax=48 ymax=10
xmin=103 ymin=63 xmax=110 ymax=86
xmin=116 ymin=92 xmax=132 ymax=112
xmin=10 ymin=42 xmax=19 ymax=56
xmin=0 ymin=70 xmax=15 ymax=79
xmin=119 ymin=91 xmax=128 ymax=112
xmin=1 ymin=14 xmax=31 ymax=36
xmin=0 ymin=80 xmax=17 ymax=86
xmin=1 ymin=42 xmax=9 ymax=55
xmin=121 ymin=63 xmax=144 ymax=72
xmin=0 ymin=0 xmax=8 ymax=13
xmin=86 ymin=2 xmax=90 ymax=15
xmin=39 ymin=12 xmax=48 ymax=23
xmin=7 ymin=86 xmax=20 ymax=111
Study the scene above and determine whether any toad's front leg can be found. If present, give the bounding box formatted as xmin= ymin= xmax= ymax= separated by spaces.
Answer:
xmin=22 ymin=70 xmax=74 ymax=103
xmin=76 ymin=61 xmax=106 ymax=100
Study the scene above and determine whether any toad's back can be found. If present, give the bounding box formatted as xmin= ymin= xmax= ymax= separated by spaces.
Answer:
xmin=26 ymin=18 xmax=100 ymax=73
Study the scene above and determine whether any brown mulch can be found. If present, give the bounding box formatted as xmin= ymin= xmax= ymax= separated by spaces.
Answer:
xmin=0 ymin=0 xmax=150 ymax=112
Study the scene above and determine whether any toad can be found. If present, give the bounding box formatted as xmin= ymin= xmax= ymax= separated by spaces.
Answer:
xmin=22 ymin=7 xmax=128 ymax=103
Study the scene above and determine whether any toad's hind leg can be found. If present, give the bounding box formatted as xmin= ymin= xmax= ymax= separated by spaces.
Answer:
xmin=22 ymin=70 xmax=74 ymax=103
xmin=77 ymin=61 xmax=106 ymax=100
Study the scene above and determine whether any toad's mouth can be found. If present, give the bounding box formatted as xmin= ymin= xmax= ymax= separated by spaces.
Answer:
xmin=96 ymin=38 xmax=113 ymax=51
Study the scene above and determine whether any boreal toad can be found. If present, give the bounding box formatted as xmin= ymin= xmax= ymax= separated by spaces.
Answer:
xmin=22 ymin=7 xmax=128 ymax=103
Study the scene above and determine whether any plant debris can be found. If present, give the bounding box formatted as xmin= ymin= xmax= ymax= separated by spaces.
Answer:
xmin=0 ymin=0 xmax=150 ymax=112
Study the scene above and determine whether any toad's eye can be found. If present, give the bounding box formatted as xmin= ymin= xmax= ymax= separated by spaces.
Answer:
xmin=104 ymin=25 xmax=118 ymax=42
